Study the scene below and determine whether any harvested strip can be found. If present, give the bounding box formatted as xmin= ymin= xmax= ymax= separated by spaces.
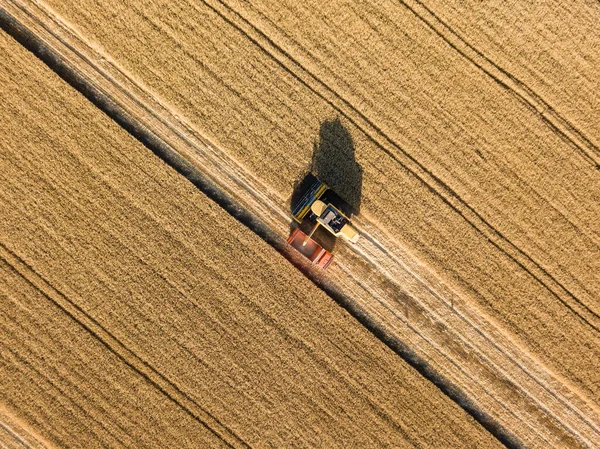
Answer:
xmin=210 ymin=0 xmax=600 ymax=373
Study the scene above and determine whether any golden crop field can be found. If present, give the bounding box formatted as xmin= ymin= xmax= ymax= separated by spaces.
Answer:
xmin=0 ymin=28 xmax=503 ymax=448
xmin=1 ymin=0 xmax=599 ymax=447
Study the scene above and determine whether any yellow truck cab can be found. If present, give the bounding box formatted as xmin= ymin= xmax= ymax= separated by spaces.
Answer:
xmin=310 ymin=200 xmax=359 ymax=244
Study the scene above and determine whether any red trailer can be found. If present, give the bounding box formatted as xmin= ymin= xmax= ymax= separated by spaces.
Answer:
xmin=287 ymin=228 xmax=333 ymax=269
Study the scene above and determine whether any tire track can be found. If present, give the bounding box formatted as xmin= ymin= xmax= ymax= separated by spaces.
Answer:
xmin=0 ymin=406 xmax=53 ymax=449
xmin=394 ymin=0 xmax=600 ymax=168
xmin=1 ymin=312 xmax=139 ymax=447
xmin=16 ymin=0 xmax=600 ymax=334
xmin=1 ymin=154 xmax=418 ymax=447
xmin=0 ymin=243 xmax=249 ymax=449
xmin=0 ymin=3 xmax=523 ymax=447
xmin=345 ymin=229 xmax=600 ymax=446
xmin=1 ymin=343 xmax=130 ymax=448
xmin=331 ymin=259 xmax=564 ymax=449
xmin=249 ymin=0 xmax=600 ymax=257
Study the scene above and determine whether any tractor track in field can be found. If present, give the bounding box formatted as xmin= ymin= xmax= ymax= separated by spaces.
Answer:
xmin=392 ymin=0 xmax=600 ymax=168
xmin=0 ymin=405 xmax=53 ymax=449
xmin=1 ymin=1 xmax=599 ymax=448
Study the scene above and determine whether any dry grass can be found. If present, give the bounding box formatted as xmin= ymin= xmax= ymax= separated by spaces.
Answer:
xmin=0 ymin=29 xmax=502 ymax=448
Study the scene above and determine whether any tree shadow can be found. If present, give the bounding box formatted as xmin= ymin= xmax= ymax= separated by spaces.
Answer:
xmin=289 ymin=118 xmax=362 ymax=252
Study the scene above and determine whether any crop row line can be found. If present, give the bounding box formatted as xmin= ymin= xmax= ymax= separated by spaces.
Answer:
xmin=395 ymin=0 xmax=600 ymax=168
xmin=4 ymin=1 xmax=599 ymax=446
xmin=0 ymin=242 xmax=249 ymax=449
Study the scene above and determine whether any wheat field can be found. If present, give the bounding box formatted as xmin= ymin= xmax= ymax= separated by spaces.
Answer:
xmin=0 ymin=28 xmax=503 ymax=448
xmin=1 ymin=0 xmax=599 ymax=447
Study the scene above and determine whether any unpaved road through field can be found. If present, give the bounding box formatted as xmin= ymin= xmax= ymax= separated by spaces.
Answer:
xmin=2 ymin=0 xmax=597 ymax=447
xmin=0 ymin=27 xmax=505 ymax=448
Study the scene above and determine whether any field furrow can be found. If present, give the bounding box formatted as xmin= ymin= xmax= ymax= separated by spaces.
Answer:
xmin=416 ymin=0 xmax=600 ymax=150
xmin=1 ymin=253 xmax=233 ymax=449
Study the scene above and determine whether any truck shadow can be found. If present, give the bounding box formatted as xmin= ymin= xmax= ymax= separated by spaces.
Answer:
xmin=289 ymin=118 xmax=362 ymax=252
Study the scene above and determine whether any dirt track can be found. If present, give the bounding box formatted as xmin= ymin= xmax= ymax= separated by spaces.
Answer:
xmin=0 ymin=406 xmax=52 ymax=449
xmin=0 ymin=28 xmax=505 ymax=448
xmin=2 ymin=0 xmax=597 ymax=447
